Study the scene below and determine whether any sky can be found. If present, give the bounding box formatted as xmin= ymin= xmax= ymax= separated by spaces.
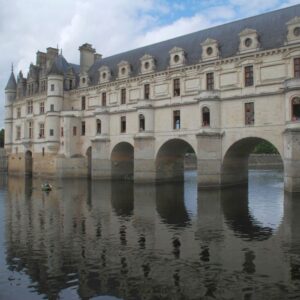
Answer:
xmin=1 ymin=0 xmax=300 ymax=127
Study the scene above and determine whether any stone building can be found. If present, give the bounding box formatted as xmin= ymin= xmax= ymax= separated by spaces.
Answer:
xmin=4 ymin=5 xmax=300 ymax=191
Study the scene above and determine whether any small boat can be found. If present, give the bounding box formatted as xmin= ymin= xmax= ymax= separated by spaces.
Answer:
xmin=41 ymin=183 xmax=52 ymax=191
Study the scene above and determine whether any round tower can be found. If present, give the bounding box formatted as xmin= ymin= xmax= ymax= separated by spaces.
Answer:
xmin=5 ymin=67 xmax=17 ymax=153
xmin=46 ymin=60 xmax=64 ymax=152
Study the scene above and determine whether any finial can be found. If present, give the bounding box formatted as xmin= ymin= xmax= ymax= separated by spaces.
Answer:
xmin=11 ymin=63 xmax=14 ymax=73
xmin=57 ymin=44 xmax=59 ymax=50
xmin=60 ymin=48 xmax=63 ymax=55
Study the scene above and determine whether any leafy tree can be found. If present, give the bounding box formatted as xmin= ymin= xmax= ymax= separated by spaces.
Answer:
xmin=252 ymin=141 xmax=278 ymax=154
xmin=0 ymin=129 xmax=4 ymax=148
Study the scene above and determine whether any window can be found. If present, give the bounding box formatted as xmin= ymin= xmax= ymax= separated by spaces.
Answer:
xmin=292 ymin=97 xmax=300 ymax=121
xmin=206 ymin=73 xmax=214 ymax=90
xmin=173 ymin=110 xmax=180 ymax=129
xmin=16 ymin=126 xmax=21 ymax=140
xmin=121 ymin=116 xmax=126 ymax=133
xmin=81 ymin=121 xmax=86 ymax=136
xmin=96 ymin=119 xmax=101 ymax=134
xmin=139 ymin=114 xmax=145 ymax=131
xmin=73 ymin=126 xmax=77 ymax=136
xmin=102 ymin=92 xmax=107 ymax=106
xmin=28 ymin=121 xmax=33 ymax=139
xmin=61 ymin=127 xmax=64 ymax=137
xmin=69 ymin=79 xmax=73 ymax=90
xmin=40 ymin=102 xmax=44 ymax=114
xmin=27 ymin=100 xmax=33 ymax=114
xmin=17 ymin=107 xmax=21 ymax=118
xmin=144 ymin=84 xmax=150 ymax=99
xmin=41 ymin=80 xmax=46 ymax=92
xmin=39 ymin=123 xmax=44 ymax=138
xmin=49 ymin=129 xmax=54 ymax=136
xmin=50 ymin=104 xmax=54 ymax=112
xmin=51 ymin=84 xmax=55 ymax=91
xmin=294 ymin=58 xmax=300 ymax=78
xmin=245 ymin=102 xmax=254 ymax=125
xmin=81 ymin=96 xmax=86 ymax=110
xmin=42 ymin=147 xmax=45 ymax=156
xmin=82 ymin=78 xmax=86 ymax=84
xmin=121 ymin=88 xmax=126 ymax=104
xmin=202 ymin=107 xmax=210 ymax=127
xmin=245 ymin=65 xmax=254 ymax=87
xmin=173 ymin=79 xmax=180 ymax=96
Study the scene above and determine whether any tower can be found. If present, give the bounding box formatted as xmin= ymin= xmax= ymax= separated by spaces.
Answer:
xmin=46 ymin=59 xmax=64 ymax=153
xmin=4 ymin=66 xmax=17 ymax=153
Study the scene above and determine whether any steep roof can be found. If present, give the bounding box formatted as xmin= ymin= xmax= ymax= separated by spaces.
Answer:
xmin=5 ymin=71 xmax=17 ymax=91
xmin=88 ymin=4 xmax=300 ymax=84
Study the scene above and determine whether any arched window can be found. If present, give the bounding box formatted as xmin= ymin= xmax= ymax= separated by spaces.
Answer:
xmin=202 ymin=107 xmax=210 ymax=127
xmin=292 ymin=97 xmax=300 ymax=121
xmin=139 ymin=114 xmax=145 ymax=131
xmin=96 ymin=119 xmax=101 ymax=134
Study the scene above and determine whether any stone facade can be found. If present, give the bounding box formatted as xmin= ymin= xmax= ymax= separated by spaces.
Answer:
xmin=4 ymin=5 xmax=300 ymax=191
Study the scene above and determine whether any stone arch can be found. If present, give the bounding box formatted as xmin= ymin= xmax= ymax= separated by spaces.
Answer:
xmin=86 ymin=146 xmax=92 ymax=178
xmin=221 ymin=137 xmax=283 ymax=187
xmin=25 ymin=150 xmax=33 ymax=176
xmin=156 ymin=138 xmax=197 ymax=182
xmin=111 ymin=142 xmax=134 ymax=180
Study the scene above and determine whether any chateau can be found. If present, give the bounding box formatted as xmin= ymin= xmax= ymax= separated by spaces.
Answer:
xmin=4 ymin=5 xmax=300 ymax=192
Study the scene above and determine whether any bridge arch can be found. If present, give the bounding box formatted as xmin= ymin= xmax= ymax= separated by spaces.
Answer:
xmin=156 ymin=138 xmax=197 ymax=182
xmin=221 ymin=137 xmax=283 ymax=187
xmin=111 ymin=142 xmax=134 ymax=180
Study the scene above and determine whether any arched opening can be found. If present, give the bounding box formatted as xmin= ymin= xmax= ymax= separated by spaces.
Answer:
xmin=111 ymin=142 xmax=134 ymax=180
xmin=222 ymin=137 xmax=283 ymax=187
xmin=292 ymin=97 xmax=300 ymax=121
xmin=25 ymin=150 xmax=32 ymax=176
xmin=156 ymin=139 xmax=197 ymax=182
xmin=96 ymin=119 xmax=101 ymax=134
xmin=202 ymin=106 xmax=210 ymax=127
xmin=86 ymin=147 xmax=92 ymax=178
xmin=139 ymin=114 xmax=145 ymax=132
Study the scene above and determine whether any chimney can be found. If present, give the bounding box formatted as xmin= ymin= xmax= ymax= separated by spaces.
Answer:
xmin=46 ymin=47 xmax=59 ymax=70
xmin=36 ymin=51 xmax=47 ymax=67
xmin=79 ymin=43 xmax=96 ymax=73
xmin=94 ymin=53 xmax=102 ymax=61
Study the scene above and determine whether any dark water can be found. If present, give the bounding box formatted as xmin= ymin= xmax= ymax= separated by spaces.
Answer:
xmin=0 ymin=170 xmax=300 ymax=300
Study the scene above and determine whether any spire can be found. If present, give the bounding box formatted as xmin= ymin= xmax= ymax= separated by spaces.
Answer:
xmin=5 ymin=67 xmax=17 ymax=91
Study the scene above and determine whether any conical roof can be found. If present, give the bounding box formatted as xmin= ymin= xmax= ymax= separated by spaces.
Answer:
xmin=48 ymin=57 xmax=64 ymax=76
xmin=5 ymin=71 xmax=17 ymax=91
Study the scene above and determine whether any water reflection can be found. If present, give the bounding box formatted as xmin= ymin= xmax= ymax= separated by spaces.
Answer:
xmin=1 ymin=171 xmax=300 ymax=299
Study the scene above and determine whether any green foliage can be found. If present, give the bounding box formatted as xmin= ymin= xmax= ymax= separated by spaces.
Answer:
xmin=0 ymin=129 xmax=4 ymax=148
xmin=252 ymin=141 xmax=279 ymax=154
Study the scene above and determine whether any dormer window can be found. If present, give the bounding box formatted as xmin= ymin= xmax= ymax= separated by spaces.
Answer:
xmin=99 ymin=66 xmax=111 ymax=83
xmin=82 ymin=78 xmax=86 ymax=84
xmin=169 ymin=47 xmax=186 ymax=68
xmin=238 ymin=28 xmax=260 ymax=53
xmin=140 ymin=54 xmax=155 ymax=74
xmin=201 ymin=38 xmax=219 ymax=61
xmin=118 ymin=61 xmax=131 ymax=78
xmin=286 ymin=17 xmax=300 ymax=44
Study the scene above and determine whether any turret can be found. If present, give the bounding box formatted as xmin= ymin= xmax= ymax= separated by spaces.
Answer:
xmin=46 ymin=59 xmax=64 ymax=152
xmin=5 ymin=66 xmax=17 ymax=149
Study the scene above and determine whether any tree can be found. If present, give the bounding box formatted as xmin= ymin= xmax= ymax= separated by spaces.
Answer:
xmin=0 ymin=129 xmax=4 ymax=148
xmin=252 ymin=141 xmax=278 ymax=154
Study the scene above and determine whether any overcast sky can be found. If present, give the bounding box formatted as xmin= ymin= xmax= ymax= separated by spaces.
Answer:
xmin=1 ymin=0 xmax=300 ymax=128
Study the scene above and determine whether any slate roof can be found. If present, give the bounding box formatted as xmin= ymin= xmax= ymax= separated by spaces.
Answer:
xmin=88 ymin=4 xmax=300 ymax=84
xmin=5 ymin=71 xmax=17 ymax=91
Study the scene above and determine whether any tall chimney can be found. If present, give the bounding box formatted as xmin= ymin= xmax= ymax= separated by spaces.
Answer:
xmin=79 ymin=43 xmax=96 ymax=73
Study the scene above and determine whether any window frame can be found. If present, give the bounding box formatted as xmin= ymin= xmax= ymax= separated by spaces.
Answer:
xmin=121 ymin=88 xmax=126 ymax=104
xmin=173 ymin=78 xmax=180 ymax=97
xmin=120 ymin=116 xmax=126 ymax=133
xmin=245 ymin=102 xmax=255 ymax=125
xmin=245 ymin=65 xmax=254 ymax=87
xmin=173 ymin=110 xmax=181 ymax=130
xmin=294 ymin=58 xmax=300 ymax=78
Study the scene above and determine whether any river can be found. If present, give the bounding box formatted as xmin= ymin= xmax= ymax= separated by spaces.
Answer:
xmin=0 ymin=169 xmax=299 ymax=299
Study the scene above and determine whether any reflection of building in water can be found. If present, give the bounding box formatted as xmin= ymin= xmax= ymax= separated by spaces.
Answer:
xmin=4 ymin=176 xmax=297 ymax=299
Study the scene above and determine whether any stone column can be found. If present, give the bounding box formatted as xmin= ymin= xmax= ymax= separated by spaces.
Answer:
xmin=134 ymin=135 xmax=156 ymax=183
xmin=197 ymin=132 xmax=223 ymax=188
xmin=91 ymin=137 xmax=111 ymax=179
xmin=283 ymin=128 xmax=300 ymax=192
